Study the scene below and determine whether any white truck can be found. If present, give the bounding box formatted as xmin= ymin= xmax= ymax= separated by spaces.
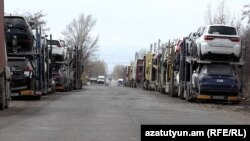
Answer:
xmin=97 ymin=75 xmax=105 ymax=84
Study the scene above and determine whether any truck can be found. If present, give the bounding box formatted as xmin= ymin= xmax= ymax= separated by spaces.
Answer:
xmin=0 ymin=0 xmax=11 ymax=109
xmin=72 ymin=45 xmax=84 ymax=89
xmin=5 ymin=15 xmax=48 ymax=100
xmin=131 ymin=59 xmax=144 ymax=88
xmin=157 ymin=44 xmax=168 ymax=94
xmin=50 ymin=39 xmax=71 ymax=91
xmin=164 ymin=40 xmax=180 ymax=97
xmin=142 ymin=52 xmax=156 ymax=90
xmin=172 ymin=37 xmax=244 ymax=103
xmin=143 ymin=42 xmax=164 ymax=91
xmin=125 ymin=58 xmax=143 ymax=88
xmin=124 ymin=65 xmax=131 ymax=87
xmin=97 ymin=75 xmax=105 ymax=84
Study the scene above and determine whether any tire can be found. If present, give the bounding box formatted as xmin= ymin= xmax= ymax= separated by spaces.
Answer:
xmin=4 ymin=81 xmax=10 ymax=109
xmin=231 ymin=101 xmax=240 ymax=105
xmin=186 ymin=83 xmax=195 ymax=102
xmin=4 ymin=99 xmax=9 ymax=109
xmin=198 ymin=46 xmax=204 ymax=60
xmin=178 ymin=85 xmax=185 ymax=99
xmin=160 ymin=88 xmax=165 ymax=94
xmin=64 ymin=83 xmax=69 ymax=92
xmin=145 ymin=81 xmax=149 ymax=90
xmin=0 ymin=75 xmax=5 ymax=110
xmin=34 ymin=95 xmax=41 ymax=100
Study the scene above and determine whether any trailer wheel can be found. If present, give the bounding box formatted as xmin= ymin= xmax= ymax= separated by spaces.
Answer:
xmin=231 ymin=101 xmax=240 ymax=105
xmin=4 ymin=81 xmax=10 ymax=109
xmin=0 ymin=75 xmax=6 ymax=110
xmin=178 ymin=85 xmax=184 ymax=99
xmin=34 ymin=95 xmax=41 ymax=100
xmin=145 ymin=81 xmax=149 ymax=90
xmin=186 ymin=83 xmax=195 ymax=102
xmin=160 ymin=88 xmax=165 ymax=94
xmin=0 ymin=81 xmax=5 ymax=110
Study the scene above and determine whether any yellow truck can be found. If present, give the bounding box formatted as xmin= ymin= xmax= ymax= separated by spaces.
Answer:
xmin=143 ymin=53 xmax=156 ymax=90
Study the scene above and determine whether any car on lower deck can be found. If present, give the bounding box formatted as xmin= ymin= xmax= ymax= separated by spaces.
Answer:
xmin=8 ymin=57 xmax=35 ymax=92
xmin=192 ymin=64 xmax=241 ymax=95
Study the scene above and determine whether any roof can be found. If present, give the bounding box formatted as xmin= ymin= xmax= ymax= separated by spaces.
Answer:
xmin=206 ymin=24 xmax=236 ymax=28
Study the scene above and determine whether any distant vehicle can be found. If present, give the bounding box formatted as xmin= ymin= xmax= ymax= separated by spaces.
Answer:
xmin=90 ymin=77 xmax=97 ymax=83
xmin=105 ymin=79 xmax=110 ymax=86
xmin=192 ymin=64 xmax=241 ymax=95
xmin=118 ymin=78 xmax=124 ymax=86
xmin=193 ymin=24 xmax=241 ymax=61
xmin=97 ymin=75 xmax=105 ymax=84
xmin=47 ymin=40 xmax=64 ymax=47
xmin=4 ymin=15 xmax=35 ymax=52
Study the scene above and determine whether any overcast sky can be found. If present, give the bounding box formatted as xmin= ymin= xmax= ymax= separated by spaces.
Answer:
xmin=4 ymin=0 xmax=249 ymax=73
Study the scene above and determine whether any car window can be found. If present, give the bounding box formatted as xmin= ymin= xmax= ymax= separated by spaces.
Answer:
xmin=52 ymin=63 xmax=62 ymax=72
xmin=206 ymin=64 xmax=233 ymax=75
xmin=5 ymin=17 xmax=27 ymax=27
xmin=208 ymin=26 xmax=237 ymax=35
xmin=200 ymin=65 xmax=207 ymax=74
xmin=48 ymin=40 xmax=62 ymax=47
xmin=197 ymin=26 xmax=205 ymax=36
xmin=8 ymin=59 xmax=27 ymax=70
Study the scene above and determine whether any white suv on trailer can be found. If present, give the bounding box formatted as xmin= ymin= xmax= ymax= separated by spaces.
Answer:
xmin=194 ymin=24 xmax=241 ymax=61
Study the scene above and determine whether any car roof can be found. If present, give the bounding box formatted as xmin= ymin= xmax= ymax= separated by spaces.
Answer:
xmin=4 ymin=14 xmax=26 ymax=19
xmin=206 ymin=24 xmax=236 ymax=28
xmin=8 ymin=57 xmax=27 ymax=60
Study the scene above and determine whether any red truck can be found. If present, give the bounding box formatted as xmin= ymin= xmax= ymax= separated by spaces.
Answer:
xmin=0 ymin=0 xmax=11 ymax=110
xmin=126 ymin=59 xmax=144 ymax=88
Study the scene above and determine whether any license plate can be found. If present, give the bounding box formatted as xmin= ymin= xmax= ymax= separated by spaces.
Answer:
xmin=212 ymin=96 xmax=225 ymax=100
xmin=20 ymin=90 xmax=33 ymax=95
xmin=216 ymin=79 xmax=224 ymax=82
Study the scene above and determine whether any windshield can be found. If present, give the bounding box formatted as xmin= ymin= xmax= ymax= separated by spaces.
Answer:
xmin=48 ymin=40 xmax=62 ymax=47
xmin=5 ymin=17 xmax=27 ymax=27
xmin=201 ymin=64 xmax=233 ymax=75
xmin=52 ymin=63 xmax=63 ymax=73
xmin=208 ymin=26 xmax=237 ymax=35
xmin=8 ymin=59 xmax=27 ymax=70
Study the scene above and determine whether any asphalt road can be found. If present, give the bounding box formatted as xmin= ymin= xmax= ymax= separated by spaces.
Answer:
xmin=0 ymin=84 xmax=249 ymax=141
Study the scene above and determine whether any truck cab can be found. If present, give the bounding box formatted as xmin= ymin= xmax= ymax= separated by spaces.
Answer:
xmin=97 ymin=75 xmax=105 ymax=84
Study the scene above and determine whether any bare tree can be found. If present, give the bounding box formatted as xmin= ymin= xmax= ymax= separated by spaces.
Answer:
xmin=112 ymin=65 xmax=126 ymax=80
xmin=62 ymin=14 xmax=99 ymax=63
xmin=204 ymin=0 xmax=242 ymax=33
xmin=242 ymin=4 xmax=250 ymax=24
xmin=23 ymin=10 xmax=49 ymax=32
xmin=214 ymin=0 xmax=230 ymax=24
xmin=87 ymin=60 xmax=108 ymax=77
xmin=135 ymin=48 xmax=147 ymax=60
xmin=241 ymin=4 xmax=250 ymax=41
xmin=204 ymin=3 xmax=213 ymax=25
